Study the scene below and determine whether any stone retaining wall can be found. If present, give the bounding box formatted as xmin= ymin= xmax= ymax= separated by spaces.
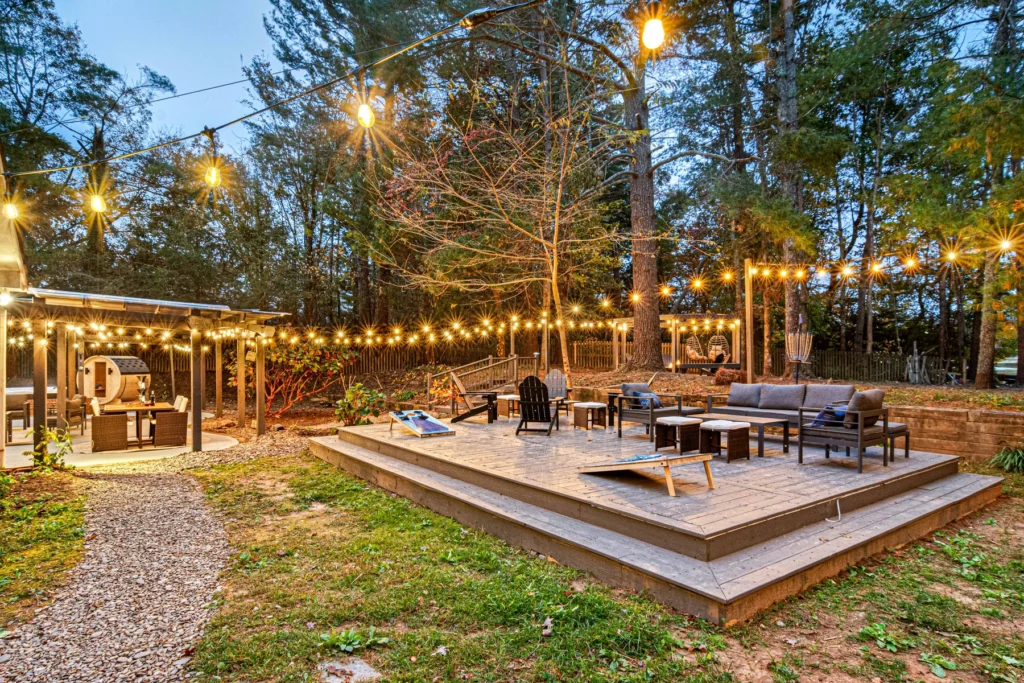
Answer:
xmin=573 ymin=386 xmax=1024 ymax=460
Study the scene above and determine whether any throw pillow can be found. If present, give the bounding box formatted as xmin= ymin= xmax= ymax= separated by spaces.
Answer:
xmin=810 ymin=405 xmax=846 ymax=427
xmin=632 ymin=391 xmax=663 ymax=409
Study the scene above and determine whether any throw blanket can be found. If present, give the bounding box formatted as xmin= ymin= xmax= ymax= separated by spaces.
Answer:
xmin=811 ymin=405 xmax=846 ymax=427
xmin=632 ymin=390 xmax=663 ymax=409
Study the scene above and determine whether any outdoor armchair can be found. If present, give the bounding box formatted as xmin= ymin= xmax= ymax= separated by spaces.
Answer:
xmin=797 ymin=390 xmax=889 ymax=473
xmin=614 ymin=382 xmax=702 ymax=442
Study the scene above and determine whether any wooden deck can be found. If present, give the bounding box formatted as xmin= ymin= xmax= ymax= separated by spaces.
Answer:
xmin=309 ymin=415 xmax=1002 ymax=623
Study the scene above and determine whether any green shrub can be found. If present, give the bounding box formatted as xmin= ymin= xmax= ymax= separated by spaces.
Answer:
xmin=991 ymin=446 xmax=1024 ymax=474
xmin=335 ymin=383 xmax=387 ymax=426
xmin=392 ymin=389 xmax=417 ymax=402
xmin=23 ymin=428 xmax=74 ymax=470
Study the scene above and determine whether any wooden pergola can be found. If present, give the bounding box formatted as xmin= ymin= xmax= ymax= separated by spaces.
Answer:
xmin=2 ymin=288 xmax=285 ymax=460
xmin=606 ymin=313 xmax=743 ymax=371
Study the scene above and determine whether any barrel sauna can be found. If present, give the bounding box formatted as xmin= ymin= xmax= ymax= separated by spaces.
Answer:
xmin=79 ymin=356 xmax=152 ymax=406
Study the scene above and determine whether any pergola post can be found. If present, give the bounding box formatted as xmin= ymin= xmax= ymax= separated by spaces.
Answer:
xmin=255 ymin=338 xmax=266 ymax=436
xmin=612 ymin=324 xmax=619 ymax=369
xmin=56 ymin=326 xmax=67 ymax=429
xmin=168 ymin=345 xmax=176 ymax=399
xmin=732 ymin=323 xmax=741 ymax=369
xmin=215 ymin=339 xmax=222 ymax=418
xmin=670 ymin=321 xmax=678 ymax=373
xmin=200 ymin=347 xmax=207 ymax=410
xmin=191 ymin=330 xmax=202 ymax=452
xmin=32 ymin=317 xmax=47 ymax=450
xmin=236 ymin=337 xmax=246 ymax=427
xmin=67 ymin=330 xmax=77 ymax=396
xmin=0 ymin=306 xmax=6 ymax=468
xmin=744 ymin=258 xmax=755 ymax=384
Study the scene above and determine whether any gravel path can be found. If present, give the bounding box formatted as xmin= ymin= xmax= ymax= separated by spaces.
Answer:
xmin=0 ymin=429 xmax=310 ymax=683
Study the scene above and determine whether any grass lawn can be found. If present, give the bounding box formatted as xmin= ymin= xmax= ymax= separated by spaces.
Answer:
xmin=0 ymin=470 xmax=86 ymax=628
xmin=191 ymin=449 xmax=1024 ymax=682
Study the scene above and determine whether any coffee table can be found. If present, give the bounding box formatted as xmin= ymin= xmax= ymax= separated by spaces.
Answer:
xmin=689 ymin=413 xmax=790 ymax=458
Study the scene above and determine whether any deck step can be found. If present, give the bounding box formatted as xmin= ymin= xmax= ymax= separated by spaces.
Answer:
xmin=308 ymin=436 xmax=1001 ymax=625
xmin=336 ymin=427 xmax=960 ymax=561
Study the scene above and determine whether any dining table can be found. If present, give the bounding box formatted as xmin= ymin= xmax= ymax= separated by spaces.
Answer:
xmin=101 ymin=402 xmax=177 ymax=446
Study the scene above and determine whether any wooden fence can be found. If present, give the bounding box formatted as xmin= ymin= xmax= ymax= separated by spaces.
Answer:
xmin=755 ymin=347 xmax=953 ymax=384
xmin=571 ymin=341 xmax=673 ymax=370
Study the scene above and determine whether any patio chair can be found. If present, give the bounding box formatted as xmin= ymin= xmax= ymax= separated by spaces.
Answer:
xmin=516 ymin=375 xmax=558 ymax=436
xmin=797 ymin=390 xmax=889 ymax=473
xmin=543 ymin=369 xmax=572 ymax=419
xmin=449 ymin=372 xmax=498 ymax=424
xmin=41 ymin=395 xmax=86 ymax=435
xmin=685 ymin=337 xmax=707 ymax=362
xmin=91 ymin=413 xmax=129 ymax=452
xmin=707 ymin=335 xmax=731 ymax=364
xmin=150 ymin=397 xmax=189 ymax=439
xmin=5 ymin=394 xmax=29 ymax=444
xmin=151 ymin=410 xmax=189 ymax=447
xmin=615 ymin=382 xmax=702 ymax=442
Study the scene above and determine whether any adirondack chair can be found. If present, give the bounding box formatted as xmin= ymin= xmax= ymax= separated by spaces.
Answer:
xmin=449 ymin=372 xmax=498 ymax=424
xmin=543 ymin=369 xmax=572 ymax=419
xmin=516 ymin=375 xmax=558 ymax=436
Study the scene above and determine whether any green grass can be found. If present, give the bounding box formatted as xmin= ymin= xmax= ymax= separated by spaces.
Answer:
xmin=191 ymin=451 xmax=1024 ymax=682
xmin=0 ymin=470 xmax=86 ymax=626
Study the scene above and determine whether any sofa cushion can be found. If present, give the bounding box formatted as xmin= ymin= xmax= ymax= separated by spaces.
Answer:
xmin=802 ymin=424 xmax=885 ymax=439
xmin=803 ymin=384 xmax=855 ymax=410
xmin=727 ymin=383 xmax=762 ymax=407
xmin=758 ymin=384 xmax=806 ymax=410
xmin=845 ymin=390 xmax=886 ymax=428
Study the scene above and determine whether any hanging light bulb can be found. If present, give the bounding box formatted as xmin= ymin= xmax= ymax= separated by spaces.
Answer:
xmin=204 ymin=165 xmax=222 ymax=188
xmin=2 ymin=197 xmax=18 ymax=220
xmin=357 ymin=103 xmax=376 ymax=128
xmin=642 ymin=17 xmax=665 ymax=49
xmin=89 ymin=194 xmax=107 ymax=213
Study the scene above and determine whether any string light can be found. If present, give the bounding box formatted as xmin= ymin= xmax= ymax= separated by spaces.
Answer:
xmin=641 ymin=16 xmax=665 ymax=49
xmin=2 ymin=197 xmax=18 ymax=220
xmin=89 ymin=194 xmax=107 ymax=213
xmin=357 ymin=103 xmax=376 ymax=128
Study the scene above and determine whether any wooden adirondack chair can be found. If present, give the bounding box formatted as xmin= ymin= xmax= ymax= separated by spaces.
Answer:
xmin=449 ymin=372 xmax=498 ymax=424
xmin=543 ymin=369 xmax=572 ymax=419
xmin=516 ymin=376 xmax=558 ymax=436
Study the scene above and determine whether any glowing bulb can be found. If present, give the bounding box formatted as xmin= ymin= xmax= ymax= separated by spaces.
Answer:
xmin=779 ymin=269 xmax=789 ymax=279
xmin=904 ymin=257 xmax=917 ymax=269
xmin=601 ymin=298 xmax=611 ymax=307
xmin=871 ymin=262 xmax=883 ymax=273
xmin=946 ymin=251 xmax=958 ymax=262
xmin=1001 ymin=239 xmax=1013 ymax=252
xmin=571 ymin=305 xmax=580 ymax=314
xmin=0 ymin=292 xmax=9 ymax=306
xmin=841 ymin=266 xmax=855 ymax=278
xmin=691 ymin=279 xmax=704 ymax=290
xmin=89 ymin=194 xmax=107 ymax=213
xmin=795 ymin=269 xmax=806 ymax=280
xmin=2 ymin=201 xmax=18 ymax=220
xmin=357 ymin=103 xmax=375 ymax=128
xmin=631 ymin=292 xmax=641 ymax=303
xmin=660 ymin=285 xmax=671 ymax=296
xmin=204 ymin=165 xmax=222 ymax=188
xmin=722 ymin=271 xmax=733 ymax=282
xmin=642 ymin=18 xmax=665 ymax=50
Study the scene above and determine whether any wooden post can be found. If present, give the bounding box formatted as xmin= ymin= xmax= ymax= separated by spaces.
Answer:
xmin=510 ymin=326 xmax=515 ymax=357
xmin=168 ymin=345 xmax=176 ymax=399
xmin=732 ymin=322 xmax=741 ymax=369
xmin=200 ymin=346 xmax=207 ymax=410
xmin=670 ymin=320 xmax=678 ymax=373
xmin=32 ymin=318 xmax=47 ymax=450
xmin=55 ymin=326 xmax=67 ymax=429
xmin=236 ymin=337 xmax=246 ymax=427
xmin=255 ymin=338 xmax=266 ymax=436
xmin=215 ymin=339 xmax=223 ymax=418
xmin=0 ymin=307 xmax=6 ymax=468
xmin=67 ymin=331 xmax=77 ymax=396
xmin=191 ymin=330 xmax=202 ymax=452
xmin=744 ymin=258 xmax=755 ymax=384
xmin=612 ymin=324 xmax=619 ymax=369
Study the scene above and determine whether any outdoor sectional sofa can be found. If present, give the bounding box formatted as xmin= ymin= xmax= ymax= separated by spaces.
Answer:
xmin=706 ymin=383 xmax=911 ymax=471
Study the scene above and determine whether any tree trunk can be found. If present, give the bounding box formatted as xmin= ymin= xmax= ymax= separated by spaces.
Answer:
xmin=975 ymin=251 xmax=999 ymax=388
xmin=623 ymin=77 xmax=663 ymax=370
xmin=938 ymin=269 xmax=948 ymax=361
xmin=763 ymin=295 xmax=772 ymax=376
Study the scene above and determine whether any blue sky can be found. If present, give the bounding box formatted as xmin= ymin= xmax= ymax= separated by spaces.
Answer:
xmin=54 ymin=0 xmax=278 ymax=152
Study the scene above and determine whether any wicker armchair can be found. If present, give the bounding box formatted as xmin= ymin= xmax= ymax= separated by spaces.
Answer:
xmin=152 ymin=410 xmax=189 ymax=447
xmin=91 ymin=413 xmax=129 ymax=452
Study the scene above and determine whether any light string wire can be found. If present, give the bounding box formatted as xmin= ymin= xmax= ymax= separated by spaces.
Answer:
xmin=5 ymin=0 xmax=548 ymax=179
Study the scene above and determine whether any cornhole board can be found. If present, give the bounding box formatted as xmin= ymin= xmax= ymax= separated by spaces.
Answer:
xmin=388 ymin=410 xmax=455 ymax=438
xmin=578 ymin=452 xmax=714 ymax=497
